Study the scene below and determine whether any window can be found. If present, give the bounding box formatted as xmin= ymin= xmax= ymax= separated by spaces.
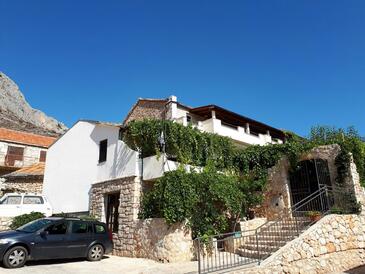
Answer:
xmin=106 ymin=192 xmax=119 ymax=233
xmin=45 ymin=221 xmax=68 ymax=235
xmin=99 ymin=139 xmax=108 ymax=163
xmin=17 ymin=219 xmax=53 ymax=233
xmin=23 ymin=196 xmax=44 ymax=205
xmin=0 ymin=196 xmax=22 ymax=205
xmin=39 ymin=151 xmax=47 ymax=162
xmin=72 ymin=221 xmax=91 ymax=234
xmin=186 ymin=115 xmax=192 ymax=124
xmin=5 ymin=146 xmax=24 ymax=166
xmin=95 ymin=224 xmax=106 ymax=234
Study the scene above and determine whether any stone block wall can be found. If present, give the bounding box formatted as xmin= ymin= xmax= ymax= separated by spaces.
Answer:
xmin=260 ymin=145 xmax=342 ymax=220
xmin=232 ymin=214 xmax=365 ymax=274
xmin=123 ymin=100 xmax=167 ymax=125
xmin=0 ymin=217 xmax=12 ymax=231
xmin=0 ymin=141 xmax=46 ymax=168
xmin=2 ymin=178 xmax=43 ymax=194
xmin=89 ymin=176 xmax=194 ymax=263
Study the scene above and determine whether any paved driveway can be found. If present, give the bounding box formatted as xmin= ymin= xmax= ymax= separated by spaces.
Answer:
xmin=0 ymin=256 xmax=198 ymax=274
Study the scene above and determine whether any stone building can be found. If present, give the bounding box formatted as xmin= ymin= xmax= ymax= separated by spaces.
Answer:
xmin=0 ymin=127 xmax=56 ymax=194
xmin=1 ymin=162 xmax=45 ymax=194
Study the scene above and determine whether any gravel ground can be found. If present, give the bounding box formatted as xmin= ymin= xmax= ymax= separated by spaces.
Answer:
xmin=0 ymin=256 xmax=198 ymax=274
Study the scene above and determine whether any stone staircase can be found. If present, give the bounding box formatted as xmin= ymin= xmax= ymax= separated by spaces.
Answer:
xmin=196 ymin=185 xmax=334 ymax=273
xmin=236 ymin=216 xmax=312 ymax=260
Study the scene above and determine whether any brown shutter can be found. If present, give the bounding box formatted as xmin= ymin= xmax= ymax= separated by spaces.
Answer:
xmin=5 ymin=146 xmax=24 ymax=166
xmin=39 ymin=151 xmax=47 ymax=162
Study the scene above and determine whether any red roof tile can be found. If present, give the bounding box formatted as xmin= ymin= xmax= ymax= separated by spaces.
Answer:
xmin=3 ymin=162 xmax=45 ymax=178
xmin=0 ymin=128 xmax=56 ymax=148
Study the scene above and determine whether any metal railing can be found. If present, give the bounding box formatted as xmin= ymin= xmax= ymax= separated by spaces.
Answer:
xmin=195 ymin=185 xmax=358 ymax=274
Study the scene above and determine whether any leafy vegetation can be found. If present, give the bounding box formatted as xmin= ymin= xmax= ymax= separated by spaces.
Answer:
xmin=309 ymin=126 xmax=365 ymax=186
xmin=10 ymin=212 xmax=45 ymax=230
xmin=124 ymin=120 xmax=365 ymax=238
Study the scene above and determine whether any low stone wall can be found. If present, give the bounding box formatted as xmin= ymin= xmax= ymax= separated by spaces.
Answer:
xmin=232 ymin=214 xmax=365 ymax=274
xmin=0 ymin=217 xmax=12 ymax=231
xmin=90 ymin=177 xmax=194 ymax=263
xmin=132 ymin=218 xmax=193 ymax=262
xmin=239 ymin=218 xmax=267 ymax=232
xmin=2 ymin=178 xmax=43 ymax=194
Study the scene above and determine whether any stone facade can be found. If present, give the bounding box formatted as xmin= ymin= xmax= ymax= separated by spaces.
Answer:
xmin=0 ymin=217 xmax=12 ymax=231
xmin=2 ymin=178 xmax=43 ymax=194
xmin=230 ymin=214 xmax=365 ymax=274
xmin=0 ymin=140 xmax=47 ymax=170
xmin=89 ymin=176 xmax=194 ymax=262
xmin=260 ymin=145 xmax=342 ymax=220
xmin=123 ymin=99 xmax=167 ymax=125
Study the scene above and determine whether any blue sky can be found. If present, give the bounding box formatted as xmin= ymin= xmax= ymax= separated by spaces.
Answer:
xmin=1 ymin=0 xmax=364 ymax=137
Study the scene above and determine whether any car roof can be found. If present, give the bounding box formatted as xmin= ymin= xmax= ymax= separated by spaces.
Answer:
xmin=2 ymin=193 xmax=44 ymax=196
xmin=44 ymin=217 xmax=104 ymax=224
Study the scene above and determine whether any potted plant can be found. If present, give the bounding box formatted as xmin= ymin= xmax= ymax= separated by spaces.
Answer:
xmin=305 ymin=211 xmax=322 ymax=222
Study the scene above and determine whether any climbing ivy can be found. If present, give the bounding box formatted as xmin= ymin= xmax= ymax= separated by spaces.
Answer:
xmin=124 ymin=120 xmax=365 ymax=237
xmin=309 ymin=126 xmax=365 ymax=187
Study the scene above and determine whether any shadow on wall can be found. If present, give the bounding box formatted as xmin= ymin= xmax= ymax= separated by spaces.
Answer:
xmin=347 ymin=265 xmax=365 ymax=274
xmin=89 ymin=126 xmax=137 ymax=180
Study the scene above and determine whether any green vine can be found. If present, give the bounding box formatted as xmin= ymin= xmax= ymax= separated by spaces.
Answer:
xmin=124 ymin=120 xmax=365 ymax=237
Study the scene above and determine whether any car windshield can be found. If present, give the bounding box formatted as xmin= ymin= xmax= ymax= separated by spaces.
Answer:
xmin=16 ymin=219 xmax=53 ymax=233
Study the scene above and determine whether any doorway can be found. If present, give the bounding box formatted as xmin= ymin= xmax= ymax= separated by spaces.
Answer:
xmin=289 ymin=159 xmax=331 ymax=210
xmin=105 ymin=192 xmax=120 ymax=233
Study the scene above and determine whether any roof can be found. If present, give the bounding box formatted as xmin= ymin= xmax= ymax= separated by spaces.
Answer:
xmin=47 ymin=119 xmax=123 ymax=149
xmin=79 ymin=120 xmax=122 ymax=127
xmin=190 ymin=105 xmax=285 ymax=140
xmin=3 ymin=162 xmax=45 ymax=179
xmin=0 ymin=128 xmax=56 ymax=148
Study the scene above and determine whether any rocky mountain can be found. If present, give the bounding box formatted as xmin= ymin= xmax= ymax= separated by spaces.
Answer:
xmin=0 ymin=72 xmax=67 ymax=137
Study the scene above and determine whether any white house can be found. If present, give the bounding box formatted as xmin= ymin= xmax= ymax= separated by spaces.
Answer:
xmin=43 ymin=96 xmax=285 ymax=214
xmin=43 ymin=120 xmax=140 ymax=213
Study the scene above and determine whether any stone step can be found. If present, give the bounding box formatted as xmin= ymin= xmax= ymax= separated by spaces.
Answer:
xmin=242 ymin=239 xmax=291 ymax=249
xmin=236 ymin=248 xmax=271 ymax=259
xmin=240 ymin=243 xmax=283 ymax=253
xmin=245 ymin=238 xmax=288 ymax=246
xmin=253 ymin=230 xmax=298 ymax=237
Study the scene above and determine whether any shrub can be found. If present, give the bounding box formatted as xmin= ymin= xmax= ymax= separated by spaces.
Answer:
xmin=10 ymin=212 xmax=45 ymax=230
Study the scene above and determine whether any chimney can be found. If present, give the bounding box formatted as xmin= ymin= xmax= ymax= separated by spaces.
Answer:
xmin=169 ymin=95 xmax=177 ymax=102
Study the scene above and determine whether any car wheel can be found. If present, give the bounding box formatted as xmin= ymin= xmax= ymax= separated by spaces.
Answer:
xmin=3 ymin=246 xmax=28 ymax=269
xmin=87 ymin=244 xmax=104 ymax=261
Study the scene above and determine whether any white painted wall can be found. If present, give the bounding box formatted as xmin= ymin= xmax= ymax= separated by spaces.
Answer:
xmin=43 ymin=121 xmax=139 ymax=213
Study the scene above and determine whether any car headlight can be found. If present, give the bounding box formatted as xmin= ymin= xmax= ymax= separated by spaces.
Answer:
xmin=0 ymin=239 xmax=9 ymax=245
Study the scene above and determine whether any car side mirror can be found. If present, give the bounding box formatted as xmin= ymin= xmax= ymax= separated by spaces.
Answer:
xmin=40 ymin=231 xmax=49 ymax=238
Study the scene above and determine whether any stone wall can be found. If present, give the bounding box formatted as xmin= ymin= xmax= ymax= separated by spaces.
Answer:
xmin=0 ymin=217 xmax=12 ymax=231
xmin=2 ymin=178 xmax=43 ymax=194
xmin=231 ymin=214 xmax=365 ymax=274
xmin=228 ymin=149 xmax=365 ymax=274
xmin=123 ymin=100 xmax=167 ymax=125
xmin=260 ymin=145 xmax=341 ymax=220
xmin=89 ymin=176 xmax=194 ymax=263
xmin=0 ymin=141 xmax=47 ymax=168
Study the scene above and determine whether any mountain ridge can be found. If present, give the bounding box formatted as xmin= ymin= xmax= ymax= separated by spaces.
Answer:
xmin=0 ymin=72 xmax=67 ymax=137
